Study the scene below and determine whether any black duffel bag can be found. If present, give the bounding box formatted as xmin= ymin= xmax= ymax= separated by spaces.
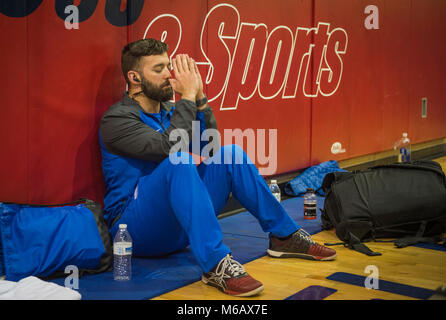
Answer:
xmin=320 ymin=160 xmax=446 ymax=256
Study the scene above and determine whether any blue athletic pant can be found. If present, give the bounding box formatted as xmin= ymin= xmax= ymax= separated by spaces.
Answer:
xmin=111 ymin=144 xmax=300 ymax=273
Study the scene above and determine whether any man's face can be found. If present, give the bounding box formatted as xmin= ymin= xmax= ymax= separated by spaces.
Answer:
xmin=139 ymin=52 xmax=173 ymax=102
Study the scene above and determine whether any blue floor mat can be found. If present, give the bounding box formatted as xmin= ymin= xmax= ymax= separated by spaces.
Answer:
xmin=326 ymin=272 xmax=436 ymax=299
xmin=412 ymin=242 xmax=446 ymax=251
xmin=50 ymin=196 xmax=325 ymax=300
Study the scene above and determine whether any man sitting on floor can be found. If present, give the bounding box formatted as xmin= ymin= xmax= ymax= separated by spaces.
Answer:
xmin=99 ymin=38 xmax=336 ymax=297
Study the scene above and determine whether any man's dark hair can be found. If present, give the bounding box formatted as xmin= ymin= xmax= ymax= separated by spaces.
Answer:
xmin=121 ymin=38 xmax=168 ymax=84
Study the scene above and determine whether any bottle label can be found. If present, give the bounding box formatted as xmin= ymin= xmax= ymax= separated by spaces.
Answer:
xmin=399 ymin=147 xmax=410 ymax=162
xmin=304 ymin=203 xmax=317 ymax=219
xmin=114 ymin=242 xmax=132 ymax=256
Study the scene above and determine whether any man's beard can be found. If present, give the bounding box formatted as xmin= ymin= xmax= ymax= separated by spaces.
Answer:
xmin=140 ymin=76 xmax=174 ymax=102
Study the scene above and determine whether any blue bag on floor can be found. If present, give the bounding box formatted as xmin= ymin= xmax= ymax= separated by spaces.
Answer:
xmin=284 ymin=160 xmax=347 ymax=197
xmin=0 ymin=199 xmax=112 ymax=281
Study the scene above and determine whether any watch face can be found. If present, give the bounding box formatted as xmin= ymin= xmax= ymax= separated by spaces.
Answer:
xmin=197 ymin=96 xmax=208 ymax=106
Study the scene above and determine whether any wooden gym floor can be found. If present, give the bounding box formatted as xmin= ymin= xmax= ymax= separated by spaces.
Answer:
xmin=153 ymin=156 xmax=446 ymax=300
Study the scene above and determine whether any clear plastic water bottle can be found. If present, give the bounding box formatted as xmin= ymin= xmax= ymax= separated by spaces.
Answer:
xmin=303 ymin=188 xmax=317 ymax=220
xmin=394 ymin=132 xmax=411 ymax=163
xmin=269 ymin=180 xmax=281 ymax=202
xmin=113 ymin=224 xmax=132 ymax=281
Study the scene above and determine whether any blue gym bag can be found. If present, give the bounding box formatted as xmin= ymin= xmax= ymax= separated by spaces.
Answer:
xmin=0 ymin=199 xmax=112 ymax=281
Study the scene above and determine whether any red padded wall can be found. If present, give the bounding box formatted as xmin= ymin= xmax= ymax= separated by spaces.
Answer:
xmin=201 ymin=0 xmax=313 ymax=175
xmin=311 ymin=0 xmax=413 ymax=164
xmin=1 ymin=1 xmax=127 ymax=204
xmin=0 ymin=0 xmax=445 ymax=205
xmin=408 ymin=0 xmax=446 ymax=143
xmin=0 ymin=13 xmax=28 ymax=203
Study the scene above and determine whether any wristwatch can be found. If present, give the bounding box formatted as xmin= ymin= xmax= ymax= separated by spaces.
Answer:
xmin=196 ymin=95 xmax=208 ymax=107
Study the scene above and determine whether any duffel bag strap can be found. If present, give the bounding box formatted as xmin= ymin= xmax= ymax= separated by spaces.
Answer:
xmin=375 ymin=221 xmax=445 ymax=248
xmin=325 ymin=233 xmax=382 ymax=256
xmin=2 ymin=198 xmax=90 ymax=207
xmin=324 ymin=242 xmax=345 ymax=246
xmin=350 ymin=242 xmax=382 ymax=256
xmin=394 ymin=235 xmax=445 ymax=248
xmin=347 ymin=232 xmax=382 ymax=256
xmin=392 ymin=221 xmax=431 ymax=248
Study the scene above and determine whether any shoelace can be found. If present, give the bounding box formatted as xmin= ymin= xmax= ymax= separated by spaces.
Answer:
xmin=296 ymin=229 xmax=318 ymax=245
xmin=210 ymin=254 xmax=246 ymax=286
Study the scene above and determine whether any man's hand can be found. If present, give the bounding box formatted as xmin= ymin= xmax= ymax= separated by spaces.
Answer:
xmin=193 ymin=59 xmax=204 ymax=100
xmin=169 ymin=54 xmax=200 ymax=102
xmin=191 ymin=58 xmax=209 ymax=110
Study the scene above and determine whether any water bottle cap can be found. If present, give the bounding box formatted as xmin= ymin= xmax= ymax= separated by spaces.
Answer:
xmin=271 ymin=180 xmax=277 ymax=184
xmin=119 ymin=224 xmax=127 ymax=229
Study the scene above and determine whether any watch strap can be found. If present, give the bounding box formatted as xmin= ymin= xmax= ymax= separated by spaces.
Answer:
xmin=196 ymin=95 xmax=208 ymax=107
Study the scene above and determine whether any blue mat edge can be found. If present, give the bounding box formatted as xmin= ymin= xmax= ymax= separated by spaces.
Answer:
xmin=326 ymin=272 xmax=436 ymax=300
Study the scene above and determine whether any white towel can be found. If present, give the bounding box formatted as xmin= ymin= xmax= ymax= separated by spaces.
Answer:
xmin=0 ymin=276 xmax=81 ymax=300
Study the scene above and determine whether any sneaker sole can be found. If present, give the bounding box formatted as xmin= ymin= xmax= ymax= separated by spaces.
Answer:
xmin=266 ymin=249 xmax=337 ymax=261
xmin=201 ymin=275 xmax=264 ymax=297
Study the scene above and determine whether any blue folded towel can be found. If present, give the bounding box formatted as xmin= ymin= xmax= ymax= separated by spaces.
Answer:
xmin=284 ymin=160 xmax=347 ymax=196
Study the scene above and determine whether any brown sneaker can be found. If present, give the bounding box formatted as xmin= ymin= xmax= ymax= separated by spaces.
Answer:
xmin=267 ymin=229 xmax=337 ymax=261
xmin=201 ymin=254 xmax=264 ymax=297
